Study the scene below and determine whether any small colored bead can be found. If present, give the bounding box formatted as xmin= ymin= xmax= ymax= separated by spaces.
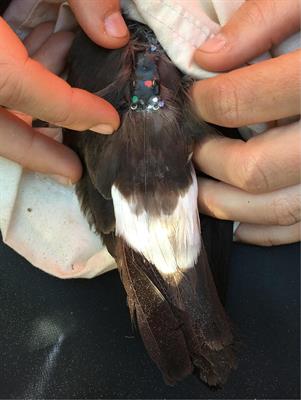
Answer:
xmin=144 ymin=80 xmax=153 ymax=88
xmin=131 ymin=95 xmax=139 ymax=103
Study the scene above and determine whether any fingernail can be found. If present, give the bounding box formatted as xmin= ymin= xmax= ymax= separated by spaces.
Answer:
xmin=104 ymin=12 xmax=128 ymax=38
xmin=90 ymin=123 xmax=114 ymax=134
xmin=50 ymin=174 xmax=73 ymax=186
xmin=198 ymin=33 xmax=227 ymax=53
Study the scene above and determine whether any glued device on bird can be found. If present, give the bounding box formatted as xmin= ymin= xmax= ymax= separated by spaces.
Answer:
xmin=130 ymin=47 xmax=164 ymax=111
xmin=64 ymin=21 xmax=236 ymax=387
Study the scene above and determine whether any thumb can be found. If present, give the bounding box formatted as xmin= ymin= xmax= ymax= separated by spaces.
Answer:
xmin=68 ymin=0 xmax=129 ymax=49
xmin=194 ymin=0 xmax=300 ymax=72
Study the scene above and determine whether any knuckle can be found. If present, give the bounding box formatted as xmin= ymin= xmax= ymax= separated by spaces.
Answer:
xmin=271 ymin=193 xmax=301 ymax=226
xmin=206 ymin=77 xmax=241 ymax=127
xmin=239 ymin=152 xmax=270 ymax=193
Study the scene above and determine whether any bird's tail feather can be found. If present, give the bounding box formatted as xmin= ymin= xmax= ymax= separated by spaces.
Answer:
xmin=116 ymin=238 xmax=236 ymax=386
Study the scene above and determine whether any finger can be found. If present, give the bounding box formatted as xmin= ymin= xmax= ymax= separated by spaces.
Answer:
xmin=68 ymin=0 xmax=129 ymax=49
xmin=192 ymin=51 xmax=301 ymax=127
xmin=193 ymin=122 xmax=301 ymax=194
xmin=0 ymin=18 xmax=119 ymax=134
xmin=0 ymin=108 xmax=82 ymax=182
xmin=32 ymin=31 xmax=75 ymax=74
xmin=234 ymin=222 xmax=301 ymax=246
xmin=194 ymin=0 xmax=301 ymax=71
xmin=23 ymin=21 xmax=55 ymax=56
xmin=198 ymin=178 xmax=301 ymax=226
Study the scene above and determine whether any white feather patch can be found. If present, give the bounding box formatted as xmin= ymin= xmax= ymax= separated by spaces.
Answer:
xmin=112 ymin=171 xmax=201 ymax=274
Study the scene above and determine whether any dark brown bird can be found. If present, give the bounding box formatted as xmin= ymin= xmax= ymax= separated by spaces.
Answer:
xmin=63 ymin=21 xmax=236 ymax=387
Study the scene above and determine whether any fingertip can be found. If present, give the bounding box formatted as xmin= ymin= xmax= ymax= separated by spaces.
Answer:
xmin=193 ymin=42 xmax=235 ymax=72
xmin=69 ymin=0 xmax=129 ymax=49
xmin=84 ymin=15 xmax=129 ymax=50
xmin=66 ymin=150 xmax=83 ymax=183
xmin=103 ymin=11 xmax=129 ymax=48
xmin=70 ymin=168 xmax=82 ymax=184
xmin=51 ymin=144 xmax=83 ymax=184
xmin=194 ymin=32 xmax=230 ymax=71
xmin=89 ymin=123 xmax=115 ymax=135
xmin=57 ymin=86 xmax=120 ymax=133
xmin=88 ymin=101 xmax=120 ymax=134
xmin=194 ymin=0 xmax=301 ymax=72
xmin=194 ymin=49 xmax=218 ymax=72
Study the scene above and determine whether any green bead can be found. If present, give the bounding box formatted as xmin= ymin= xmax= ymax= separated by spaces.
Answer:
xmin=132 ymin=95 xmax=139 ymax=103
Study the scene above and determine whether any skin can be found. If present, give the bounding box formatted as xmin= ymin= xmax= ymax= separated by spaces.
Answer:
xmin=192 ymin=0 xmax=301 ymax=245
xmin=0 ymin=0 xmax=128 ymax=183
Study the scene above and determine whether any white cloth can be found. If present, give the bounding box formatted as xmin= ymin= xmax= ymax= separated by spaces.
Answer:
xmin=1 ymin=0 xmax=299 ymax=279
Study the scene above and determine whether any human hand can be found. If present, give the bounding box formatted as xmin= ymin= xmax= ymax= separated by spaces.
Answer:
xmin=68 ymin=0 xmax=129 ymax=49
xmin=0 ymin=0 xmax=128 ymax=183
xmin=192 ymin=0 xmax=301 ymax=246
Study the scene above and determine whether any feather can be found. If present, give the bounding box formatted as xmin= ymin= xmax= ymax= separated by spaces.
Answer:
xmin=117 ymin=239 xmax=193 ymax=385
xmin=116 ymin=236 xmax=235 ymax=386
xmin=63 ymin=21 xmax=237 ymax=387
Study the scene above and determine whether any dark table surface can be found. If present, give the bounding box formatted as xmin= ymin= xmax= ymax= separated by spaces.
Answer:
xmin=0 ymin=240 xmax=300 ymax=399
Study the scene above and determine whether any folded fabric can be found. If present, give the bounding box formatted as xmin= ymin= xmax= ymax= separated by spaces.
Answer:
xmin=1 ymin=0 xmax=299 ymax=279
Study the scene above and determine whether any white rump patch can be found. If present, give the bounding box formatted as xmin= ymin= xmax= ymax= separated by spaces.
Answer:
xmin=112 ymin=171 xmax=201 ymax=274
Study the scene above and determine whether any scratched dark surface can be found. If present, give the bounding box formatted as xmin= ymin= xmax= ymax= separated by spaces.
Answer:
xmin=0 ymin=240 xmax=299 ymax=399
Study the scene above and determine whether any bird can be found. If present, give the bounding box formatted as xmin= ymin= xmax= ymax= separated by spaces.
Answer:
xmin=63 ymin=21 xmax=237 ymax=387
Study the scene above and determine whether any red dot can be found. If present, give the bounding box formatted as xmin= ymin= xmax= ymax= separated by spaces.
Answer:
xmin=144 ymin=80 xmax=153 ymax=88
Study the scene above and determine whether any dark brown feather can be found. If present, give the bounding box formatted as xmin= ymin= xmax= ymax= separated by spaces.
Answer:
xmin=63 ymin=21 xmax=237 ymax=387
xmin=116 ymin=238 xmax=236 ymax=386
xmin=117 ymin=239 xmax=193 ymax=385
